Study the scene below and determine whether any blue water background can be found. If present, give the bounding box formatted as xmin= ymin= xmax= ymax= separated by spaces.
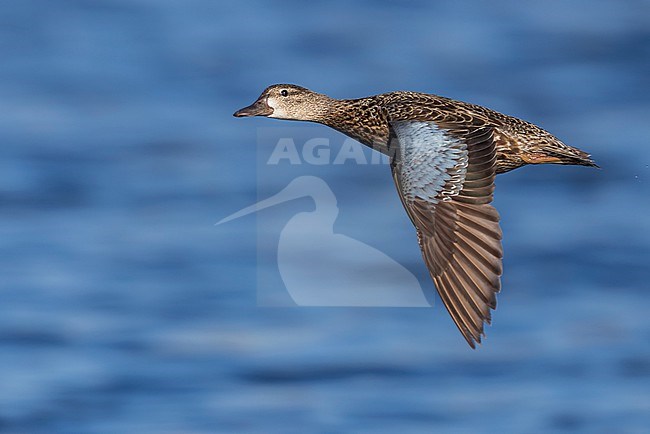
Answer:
xmin=0 ymin=1 xmax=649 ymax=432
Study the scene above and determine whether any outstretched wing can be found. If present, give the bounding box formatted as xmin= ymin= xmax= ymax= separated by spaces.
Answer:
xmin=389 ymin=121 xmax=503 ymax=348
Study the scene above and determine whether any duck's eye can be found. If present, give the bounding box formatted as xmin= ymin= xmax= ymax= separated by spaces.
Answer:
xmin=280 ymin=89 xmax=288 ymax=97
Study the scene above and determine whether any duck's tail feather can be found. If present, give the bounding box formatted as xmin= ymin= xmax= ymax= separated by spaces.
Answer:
xmin=547 ymin=145 xmax=599 ymax=168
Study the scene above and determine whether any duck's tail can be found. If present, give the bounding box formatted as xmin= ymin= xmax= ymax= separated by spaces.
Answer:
xmin=519 ymin=140 xmax=598 ymax=169
xmin=545 ymin=145 xmax=599 ymax=168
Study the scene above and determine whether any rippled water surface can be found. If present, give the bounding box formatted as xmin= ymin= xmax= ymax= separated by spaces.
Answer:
xmin=0 ymin=1 xmax=649 ymax=433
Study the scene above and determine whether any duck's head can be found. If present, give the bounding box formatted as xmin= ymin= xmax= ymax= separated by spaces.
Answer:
xmin=233 ymin=84 xmax=332 ymax=121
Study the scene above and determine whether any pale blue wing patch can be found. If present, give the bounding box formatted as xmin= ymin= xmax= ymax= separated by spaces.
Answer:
xmin=391 ymin=121 xmax=468 ymax=205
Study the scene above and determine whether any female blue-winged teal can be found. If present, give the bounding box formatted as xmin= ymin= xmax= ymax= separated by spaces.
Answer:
xmin=234 ymin=84 xmax=597 ymax=348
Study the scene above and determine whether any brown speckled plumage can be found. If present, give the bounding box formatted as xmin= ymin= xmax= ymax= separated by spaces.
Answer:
xmin=234 ymin=84 xmax=597 ymax=348
xmin=317 ymin=90 xmax=596 ymax=174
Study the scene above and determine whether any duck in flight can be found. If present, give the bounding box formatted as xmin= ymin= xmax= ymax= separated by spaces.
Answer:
xmin=233 ymin=84 xmax=597 ymax=348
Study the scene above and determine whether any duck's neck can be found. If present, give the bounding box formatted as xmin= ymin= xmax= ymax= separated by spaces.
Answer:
xmin=314 ymin=97 xmax=391 ymax=155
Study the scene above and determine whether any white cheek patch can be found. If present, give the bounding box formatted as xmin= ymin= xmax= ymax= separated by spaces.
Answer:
xmin=266 ymin=96 xmax=288 ymax=118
